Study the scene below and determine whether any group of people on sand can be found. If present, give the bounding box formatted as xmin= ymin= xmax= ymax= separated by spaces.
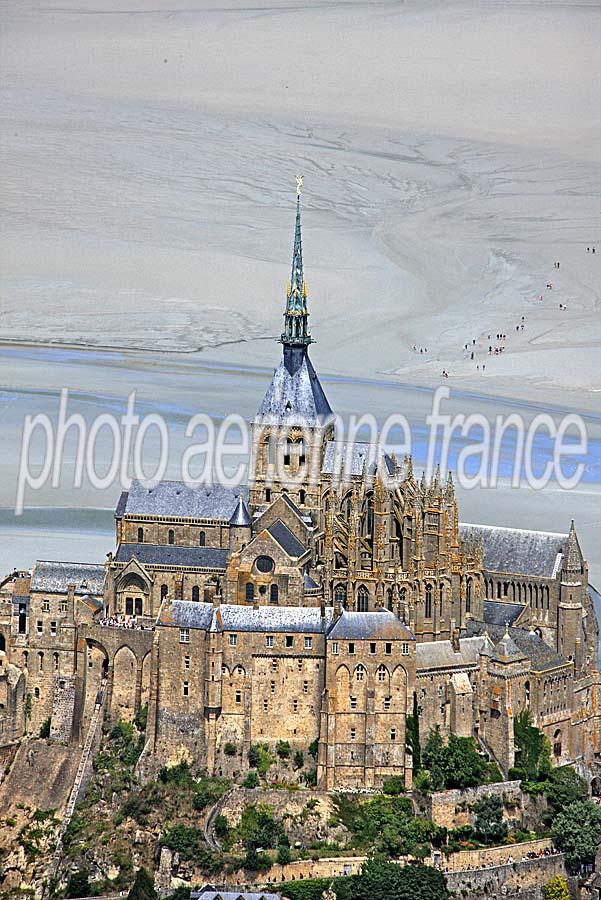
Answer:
xmin=413 ymin=345 xmax=429 ymax=354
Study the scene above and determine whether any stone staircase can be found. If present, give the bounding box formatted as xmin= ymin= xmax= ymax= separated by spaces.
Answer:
xmin=47 ymin=679 xmax=107 ymax=883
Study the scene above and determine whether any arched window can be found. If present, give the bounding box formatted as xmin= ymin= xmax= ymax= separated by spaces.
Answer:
xmin=357 ymin=585 xmax=369 ymax=612
xmin=363 ymin=494 xmax=374 ymax=539
xmin=38 ymin=651 xmax=44 ymax=672
xmin=466 ymin=578 xmax=472 ymax=613
xmin=299 ymin=489 xmax=306 ymax=505
xmin=53 ymin=652 xmax=59 ymax=671
xmin=377 ymin=665 xmax=388 ymax=683
xmin=400 ymin=587 xmax=407 ymax=605
xmin=525 ymin=680 xmax=530 ymax=705
xmin=270 ymin=583 xmax=279 ymax=604
xmin=168 ymin=529 xmax=175 ymax=545
xmin=343 ymin=494 xmax=352 ymax=521
xmin=439 ymin=584 xmax=444 ymax=614
xmin=553 ymin=729 xmax=562 ymax=758
xmin=335 ymin=584 xmax=347 ymax=607
xmin=386 ymin=588 xmax=393 ymax=611
xmin=191 ymin=585 xmax=200 ymax=602
xmin=355 ymin=664 xmax=366 ymax=682
xmin=425 ymin=584 xmax=433 ymax=619
xmin=137 ymin=527 xmax=144 ymax=543
xmin=199 ymin=531 xmax=206 ymax=547
xmin=245 ymin=582 xmax=254 ymax=602
xmin=160 ymin=584 xmax=168 ymax=600
xmin=23 ymin=650 xmax=28 ymax=667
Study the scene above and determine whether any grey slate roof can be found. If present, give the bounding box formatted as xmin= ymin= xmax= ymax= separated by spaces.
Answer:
xmin=416 ymin=635 xmax=487 ymax=670
xmin=159 ymin=601 xmax=332 ymax=634
xmin=229 ymin=496 xmax=251 ymax=527
xmin=459 ymin=523 xmax=566 ymax=577
xmin=484 ymin=600 xmax=525 ymax=626
xmin=303 ymin=570 xmax=320 ymax=590
xmin=327 ymin=610 xmax=414 ymax=641
xmin=122 ymin=479 xmax=248 ymax=521
xmin=30 ymin=561 xmax=105 ymax=596
xmin=116 ymin=543 xmax=230 ymax=570
xmin=267 ymin=520 xmax=306 ymax=557
xmin=255 ymin=353 xmax=333 ymax=425
xmin=115 ymin=490 xmax=128 ymax=518
xmin=466 ymin=621 xmax=568 ymax=671
xmin=491 ymin=629 xmax=528 ymax=663
xmin=321 ymin=440 xmax=395 ymax=478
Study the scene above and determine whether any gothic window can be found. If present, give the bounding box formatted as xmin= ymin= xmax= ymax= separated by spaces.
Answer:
xmin=135 ymin=598 xmax=143 ymax=616
xmin=160 ymin=584 xmax=168 ymax=600
xmin=168 ymin=529 xmax=175 ymax=545
xmin=377 ymin=665 xmax=388 ymax=683
xmin=191 ymin=586 xmax=200 ymax=603
xmin=466 ymin=578 xmax=472 ymax=613
xmin=18 ymin=603 xmax=27 ymax=634
xmin=38 ymin=651 xmax=44 ymax=672
xmin=355 ymin=665 xmax=366 ymax=682
xmin=137 ymin=527 xmax=144 ymax=543
xmin=425 ymin=584 xmax=433 ymax=619
xmin=199 ymin=531 xmax=206 ymax=546
xmin=439 ymin=584 xmax=444 ymax=615
xmin=299 ymin=489 xmax=306 ymax=505
xmin=400 ymin=587 xmax=407 ymax=605
xmin=525 ymin=680 xmax=530 ymax=705
xmin=53 ymin=652 xmax=59 ymax=672
xmin=386 ymin=588 xmax=393 ymax=611
xmin=363 ymin=494 xmax=374 ymax=539
xmin=245 ymin=582 xmax=254 ymax=602
xmin=270 ymin=583 xmax=279 ymax=604
xmin=125 ymin=597 xmax=134 ymax=616
xmin=335 ymin=584 xmax=347 ymax=607
xmin=357 ymin=585 xmax=369 ymax=612
xmin=343 ymin=493 xmax=352 ymax=521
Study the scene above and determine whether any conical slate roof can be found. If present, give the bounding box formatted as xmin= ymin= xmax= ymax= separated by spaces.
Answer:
xmin=229 ymin=495 xmax=251 ymax=527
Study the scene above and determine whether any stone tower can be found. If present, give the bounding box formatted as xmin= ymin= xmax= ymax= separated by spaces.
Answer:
xmin=249 ymin=179 xmax=335 ymax=511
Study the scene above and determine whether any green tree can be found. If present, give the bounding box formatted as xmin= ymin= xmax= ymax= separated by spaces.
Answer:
xmin=472 ymin=795 xmax=508 ymax=845
xmin=65 ymin=868 xmax=91 ymax=898
xmin=350 ymin=860 xmax=449 ymax=900
xmin=382 ymin=775 xmax=405 ymax=795
xmin=276 ymin=740 xmax=291 ymax=759
xmin=422 ymin=727 xmax=446 ymax=790
xmin=405 ymin=692 xmax=421 ymax=772
xmin=544 ymin=766 xmax=588 ymax=818
xmin=444 ymin=735 xmax=487 ymax=789
xmin=39 ymin=717 xmax=51 ymax=739
xmin=277 ymin=832 xmax=292 ymax=864
xmin=308 ymin=737 xmax=319 ymax=759
xmin=243 ymin=770 xmax=260 ymax=788
xmin=127 ymin=867 xmax=157 ymax=900
xmin=551 ymin=800 xmax=601 ymax=872
xmin=224 ymin=741 xmax=237 ymax=756
xmin=294 ymin=749 xmax=305 ymax=769
xmin=542 ymin=875 xmax=570 ymax=900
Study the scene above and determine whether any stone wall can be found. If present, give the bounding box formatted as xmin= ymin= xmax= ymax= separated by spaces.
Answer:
xmin=444 ymin=852 xmax=565 ymax=899
xmin=50 ymin=674 xmax=76 ymax=742
xmin=416 ymin=780 xmax=523 ymax=829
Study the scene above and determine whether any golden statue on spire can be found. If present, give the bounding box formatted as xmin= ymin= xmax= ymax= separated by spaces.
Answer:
xmin=296 ymin=174 xmax=303 ymax=196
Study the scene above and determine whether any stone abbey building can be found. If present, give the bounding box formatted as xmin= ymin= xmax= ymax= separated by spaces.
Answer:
xmin=0 ymin=188 xmax=600 ymax=789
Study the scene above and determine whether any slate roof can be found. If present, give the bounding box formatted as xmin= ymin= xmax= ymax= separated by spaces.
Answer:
xmin=321 ymin=440 xmax=395 ymax=478
xmin=267 ymin=520 xmax=306 ymax=557
xmin=255 ymin=353 xmax=333 ymax=425
xmin=30 ymin=561 xmax=105 ymax=596
xmin=459 ymin=523 xmax=566 ymax=577
xmin=115 ymin=490 xmax=128 ymax=518
xmin=491 ymin=629 xmax=528 ymax=663
xmin=466 ymin=621 xmax=568 ymax=671
xmin=303 ymin=570 xmax=320 ymax=590
xmin=229 ymin=496 xmax=251 ymax=526
xmin=121 ymin=480 xmax=248 ymax=521
xmin=484 ymin=600 xmax=525 ymax=626
xmin=116 ymin=543 xmax=230 ymax=570
xmin=416 ymin=635 xmax=486 ymax=670
xmin=158 ymin=601 xmax=332 ymax=634
xmin=327 ymin=610 xmax=414 ymax=641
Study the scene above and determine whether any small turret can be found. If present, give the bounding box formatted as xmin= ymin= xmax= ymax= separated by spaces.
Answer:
xmin=228 ymin=495 xmax=252 ymax=551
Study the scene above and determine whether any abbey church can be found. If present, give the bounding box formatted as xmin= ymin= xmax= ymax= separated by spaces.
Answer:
xmin=1 ymin=188 xmax=600 ymax=790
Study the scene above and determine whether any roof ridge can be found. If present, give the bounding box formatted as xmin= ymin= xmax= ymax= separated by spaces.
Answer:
xmin=459 ymin=522 xmax=568 ymax=538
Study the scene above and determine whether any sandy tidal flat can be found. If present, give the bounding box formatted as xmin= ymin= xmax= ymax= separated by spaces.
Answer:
xmin=1 ymin=0 xmax=600 ymax=412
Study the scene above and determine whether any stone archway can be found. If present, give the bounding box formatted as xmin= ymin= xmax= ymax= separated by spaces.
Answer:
xmin=111 ymin=645 xmax=137 ymax=723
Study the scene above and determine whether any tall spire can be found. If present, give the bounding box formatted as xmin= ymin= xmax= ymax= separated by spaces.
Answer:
xmin=281 ymin=175 xmax=312 ymax=349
